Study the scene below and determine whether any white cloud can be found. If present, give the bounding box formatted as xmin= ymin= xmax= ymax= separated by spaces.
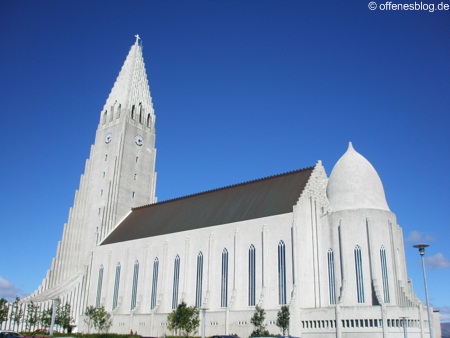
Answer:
xmin=0 ymin=276 xmax=22 ymax=301
xmin=437 ymin=306 xmax=450 ymax=322
xmin=426 ymin=253 xmax=450 ymax=269
xmin=405 ymin=230 xmax=435 ymax=243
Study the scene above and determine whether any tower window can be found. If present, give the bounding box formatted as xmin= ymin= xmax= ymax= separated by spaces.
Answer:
xmin=131 ymin=105 xmax=135 ymax=119
xmin=132 ymin=192 xmax=135 ymax=198
xmin=134 ymin=174 xmax=137 ymax=180
xmin=136 ymin=157 xmax=139 ymax=163
xmin=105 ymin=154 xmax=107 ymax=161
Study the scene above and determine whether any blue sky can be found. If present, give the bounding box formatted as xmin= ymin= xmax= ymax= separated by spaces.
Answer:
xmin=0 ymin=0 xmax=449 ymax=321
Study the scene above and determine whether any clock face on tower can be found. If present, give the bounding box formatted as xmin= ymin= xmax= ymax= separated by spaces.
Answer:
xmin=105 ymin=133 xmax=112 ymax=144
xmin=135 ymin=134 xmax=143 ymax=146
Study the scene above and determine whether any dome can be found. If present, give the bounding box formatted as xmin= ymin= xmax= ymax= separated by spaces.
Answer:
xmin=326 ymin=142 xmax=390 ymax=212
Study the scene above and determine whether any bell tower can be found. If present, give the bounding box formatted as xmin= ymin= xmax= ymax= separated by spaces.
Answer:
xmin=91 ymin=34 xmax=157 ymax=243
xmin=29 ymin=37 xmax=157 ymax=315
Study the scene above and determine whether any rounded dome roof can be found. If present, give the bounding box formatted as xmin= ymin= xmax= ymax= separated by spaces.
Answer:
xmin=326 ymin=143 xmax=390 ymax=212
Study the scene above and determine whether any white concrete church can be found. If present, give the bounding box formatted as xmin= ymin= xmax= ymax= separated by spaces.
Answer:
xmin=25 ymin=37 xmax=441 ymax=338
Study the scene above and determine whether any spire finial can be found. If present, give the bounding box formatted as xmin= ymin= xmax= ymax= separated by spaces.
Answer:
xmin=134 ymin=34 xmax=140 ymax=45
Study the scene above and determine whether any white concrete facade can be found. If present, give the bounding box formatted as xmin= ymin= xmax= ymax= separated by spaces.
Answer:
xmin=25 ymin=39 xmax=441 ymax=338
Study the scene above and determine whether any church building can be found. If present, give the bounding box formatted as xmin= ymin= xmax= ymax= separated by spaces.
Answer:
xmin=25 ymin=37 xmax=441 ymax=338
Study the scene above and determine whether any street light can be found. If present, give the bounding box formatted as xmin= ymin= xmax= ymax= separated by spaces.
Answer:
xmin=400 ymin=316 xmax=408 ymax=338
xmin=200 ymin=308 xmax=208 ymax=338
xmin=49 ymin=298 xmax=60 ymax=338
xmin=413 ymin=243 xmax=433 ymax=338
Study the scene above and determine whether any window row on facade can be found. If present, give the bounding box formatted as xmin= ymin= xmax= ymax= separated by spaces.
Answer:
xmin=97 ymin=243 xmax=391 ymax=311
xmin=327 ymin=245 xmax=391 ymax=305
xmin=96 ymin=241 xmax=289 ymax=311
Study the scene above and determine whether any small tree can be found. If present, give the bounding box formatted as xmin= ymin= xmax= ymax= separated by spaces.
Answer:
xmin=26 ymin=301 xmax=40 ymax=331
xmin=40 ymin=307 xmax=53 ymax=329
xmin=10 ymin=297 xmax=24 ymax=331
xmin=276 ymin=305 xmax=290 ymax=336
xmin=56 ymin=302 xmax=73 ymax=333
xmin=250 ymin=305 xmax=269 ymax=337
xmin=167 ymin=301 xmax=200 ymax=338
xmin=83 ymin=306 xmax=96 ymax=333
xmin=0 ymin=298 xmax=9 ymax=329
xmin=92 ymin=306 xmax=112 ymax=333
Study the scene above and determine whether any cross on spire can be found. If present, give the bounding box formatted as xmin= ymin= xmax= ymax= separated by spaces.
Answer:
xmin=135 ymin=34 xmax=140 ymax=45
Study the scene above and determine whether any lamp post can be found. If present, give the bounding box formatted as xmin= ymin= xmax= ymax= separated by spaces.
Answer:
xmin=413 ymin=243 xmax=433 ymax=338
xmin=49 ymin=298 xmax=60 ymax=338
xmin=400 ymin=316 xmax=408 ymax=338
xmin=200 ymin=308 xmax=208 ymax=338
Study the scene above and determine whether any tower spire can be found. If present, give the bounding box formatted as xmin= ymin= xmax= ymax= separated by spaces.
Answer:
xmin=101 ymin=36 xmax=154 ymax=124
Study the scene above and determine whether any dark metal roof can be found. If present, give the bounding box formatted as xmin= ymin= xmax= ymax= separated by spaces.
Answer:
xmin=101 ymin=166 xmax=315 ymax=245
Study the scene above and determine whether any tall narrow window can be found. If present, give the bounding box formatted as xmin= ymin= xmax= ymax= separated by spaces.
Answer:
xmin=248 ymin=244 xmax=256 ymax=306
xmin=327 ymin=249 xmax=336 ymax=304
xmin=172 ymin=255 xmax=180 ymax=309
xmin=354 ymin=245 xmax=365 ymax=303
xmin=131 ymin=105 xmax=135 ymax=119
xmin=96 ymin=265 xmax=104 ymax=308
xmin=278 ymin=241 xmax=287 ymax=305
xmin=147 ymin=114 xmax=151 ymax=128
xmin=131 ymin=260 xmax=139 ymax=310
xmin=151 ymin=258 xmax=159 ymax=310
xmin=380 ymin=246 xmax=390 ymax=303
xmin=112 ymin=263 xmax=121 ymax=309
xmin=221 ymin=248 xmax=228 ymax=308
xmin=117 ymin=104 xmax=121 ymax=118
xmin=195 ymin=252 xmax=204 ymax=307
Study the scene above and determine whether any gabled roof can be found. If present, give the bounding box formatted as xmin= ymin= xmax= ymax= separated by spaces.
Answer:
xmin=101 ymin=165 xmax=315 ymax=245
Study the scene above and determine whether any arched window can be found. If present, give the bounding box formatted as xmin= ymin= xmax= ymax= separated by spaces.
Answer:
xmin=102 ymin=111 xmax=107 ymax=124
xmin=147 ymin=114 xmax=151 ymax=128
xmin=278 ymin=241 xmax=287 ymax=305
xmin=195 ymin=252 xmax=203 ymax=307
xmin=112 ymin=263 xmax=121 ymax=309
xmin=248 ymin=244 xmax=256 ymax=306
xmin=131 ymin=105 xmax=135 ymax=119
xmin=96 ymin=265 xmax=104 ymax=308
xmin=150 ymin=258 xmax=159 ymax=310
xmin=327 ymin=249 xmax=336 ymax=304
xmin=221 ymin=248 xmax=228 ymax=308
xmin=116 ymin=104 xmax=121 ymax=119
xmin=172 ymin=255 xmax=180 ymax=309
xmin=139 ymin=104 xmax=143 ymax=124
xmin=354 ymin=245 xmax=365 ymax=303
xmin=131 ymin=260 xmax=139 ymax=310
xmin=380 ymin=246 xmax=390 ymax=303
